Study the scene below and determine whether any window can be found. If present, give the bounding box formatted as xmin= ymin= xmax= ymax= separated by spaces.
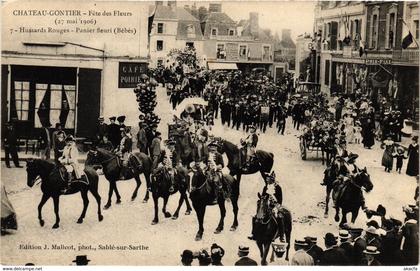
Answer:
xmin=216 ymin=44 xmax=225 ymax=59
xmin=325 ymin=60 xmax=330 ymax=86
xmin=157 ymin=23 xmax=164 ymax=34
xmin=370 ymin=8 xmax=379 ymax=49
xmin=414 ymin=20 xmax=419 ymax=40
xmin=186 ymin=24 xmax=195 ymax=38
xmin=186 ymin=42 xmax=194 ymax=48
xmin=14 ymin=81 xmax=30 ymax=121
xmin=156 ymin=40 xmax=163 ymax=51
xmin=262 ymin=45 xmax=271 ymax=61
xmin=386 ymin=6 xmax=397 ymax=49
xmin=211 ymin=28 xmax=218 ymax=36
xmin=239 ymin=45 xmax=247 ymax=59
xmin=228 ymin=29 xmax=235 ymax=36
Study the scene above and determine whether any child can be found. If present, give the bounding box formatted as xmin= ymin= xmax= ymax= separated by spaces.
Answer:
xmin=354 ymin=121 xmax=363 ymax=144
xmin=392 ymin=146 xmax=407 ymax=174
xmin=381 ymin=137 xmax=395 ymax=173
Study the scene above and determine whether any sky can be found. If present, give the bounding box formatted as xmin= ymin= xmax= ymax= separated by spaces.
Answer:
xmin=183 ymin=1 xmax=316 ymax=41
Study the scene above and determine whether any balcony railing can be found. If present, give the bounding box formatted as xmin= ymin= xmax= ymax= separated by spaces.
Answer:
xmin=393 ymin=49 xmax=419 ymax=64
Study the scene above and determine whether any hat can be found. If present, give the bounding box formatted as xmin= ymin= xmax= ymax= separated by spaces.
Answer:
xmin=155 ymin=131 xmax=161 ymax=137
xmin=413 ymin=136 xmax=418 ymax=142
xmin=338 ymin=230 xmax=351 ymax=239
xmin=304 ymin=236 xmax=317 ymax=244
xmin=208 ymin=141 xmax=219 ymax=148
xmin=324 ymin=233 xmax=338 ymax=246
xmin=249 ymin=125 xmax=256 ymax=130
xmin=363 ymin=246 xmax=380 ymax=255
xmin=271 ymin=242 xmax=287 ymax=258
xmin=367 ymin=220 xmax=380 ymax=229
xmin=117 ymin=116 xmax=126 ymax=123
xmin=265 ymin=171 xmax=276 ymax=183
xmin=210 ymin=243 xmax=225 ymax=257
xmin=348 ymin=228 xmax=363 ymax=238
xmin=238 ymin=246 xmax=249 ymax=254
xmin=366 ymin=226 xmax=379 ymax=235
xmin=383 ymin=139 xmax=394 ymax=146
xmin=72 ymin=255 xmax=90 ymax=265
xmin=65 ymin=135 xmax=75 ymax=142
xmin=294 ymin=239 xmax=308 ymax=247
xmin=181 ymin=249 xmax=193 ymax=260
xmin=109 ymin=116 xmax=116 ymax=121
xmin=98 ymin=116 xmax=104 ymax=121
xmin=197 ymin=249 xmax=211 ymax=266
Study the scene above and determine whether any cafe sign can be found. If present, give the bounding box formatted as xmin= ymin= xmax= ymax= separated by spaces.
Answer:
xmin=118 ymin=62 xmax=148 ymax=88
xmin=366 ymin=58 xmax=392 ymax=65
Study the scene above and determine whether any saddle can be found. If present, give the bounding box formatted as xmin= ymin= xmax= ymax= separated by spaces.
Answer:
xmin=57 ymin=166 xmax=89 ymax=186
xmin=118 ymin=154 xmax=142 ymax=179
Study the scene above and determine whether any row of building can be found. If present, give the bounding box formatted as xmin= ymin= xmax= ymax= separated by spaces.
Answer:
xmin=311 ymin=1 xmax=418 ymax=117
xmin=1 ymin=0 xmax=297 ymax=141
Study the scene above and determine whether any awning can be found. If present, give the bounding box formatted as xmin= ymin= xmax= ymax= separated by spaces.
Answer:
xmin=207 ymin=62 xmax=238 ymax=70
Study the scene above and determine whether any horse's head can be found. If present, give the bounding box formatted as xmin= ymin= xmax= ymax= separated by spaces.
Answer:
xmin=26 ymin=159 xmax=40 ymax=188
xmin=256 ymin=192 xmax=270 ymax=221
xmin=90 ymin=148 xmax=114 ymax=163
xmin=354 ymin=167 xmax=373 ymax=193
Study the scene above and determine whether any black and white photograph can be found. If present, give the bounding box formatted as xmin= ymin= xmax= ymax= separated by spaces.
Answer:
xmin=1 ymin=0 xmax=419 ymax=268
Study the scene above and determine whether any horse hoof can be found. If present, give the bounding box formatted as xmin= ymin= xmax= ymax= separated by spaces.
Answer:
xmin=98 ymin=215 xmax=104 ymax=222
xmin=172 ymin=215 xmax=178 ymax=220
xmin=164 ymin=212 xmax=171 ymax=218
xmin=185 ymin=210 xmax=191 ymax=215
xmin=116 ymin=199 xmax=122 ymax=204
xmin=214 ymin=228 xmax=223 ymax=234
xmin=195 ymin=234 xmax=202 ymax=241
xmin=261 ymin=261 xmax=268 ymax=266
xmin=151 ymin=220 xmax=158 ymax=225
xmin=77 ymin=218 xmax=83 ymax=224
xmin=131 ymin=196 xmax=137 ymax=201
xmin=230 ymin=226 xmax=237 ymax=231
xmin=324 ymin=214 xmax=329 ymax=218
xmin=104 ymin=204 xmax=111 ymax=210
xmin=39 ymin=220 xmax=45 ymax=227
xmin=334 ymin=215 xmax=339 ymax=222
xmin=142 ymin=199 xmax=148 ymax=203
xmin=52 ymin=224 xmax=59 ymax=229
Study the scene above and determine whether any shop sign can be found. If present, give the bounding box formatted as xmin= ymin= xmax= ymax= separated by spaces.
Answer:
xmin=366 ymin=58 xmax=392 ymax=65
xmin=118 ymin=62 xmax=148 ymax=88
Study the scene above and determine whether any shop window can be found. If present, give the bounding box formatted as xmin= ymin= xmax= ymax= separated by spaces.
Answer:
xmin=325 ymin=60 xmax=330 ymax=86
xmin=157 ymin=40 xmax=163 ymax=51
xmin=186 ymin=42 xmax=194 ymax=49
xmin=14 ymin=81 xmax=30 ymax=121
xmin=330 ymin=21 xmax=338 ymax=50
xmin=157 ymin=23 xmax=164 ymax=34
xmin=216 ymin=44 xmax=225 ymax=59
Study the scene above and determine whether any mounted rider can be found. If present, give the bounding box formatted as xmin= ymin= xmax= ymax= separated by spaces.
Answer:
xmin=195 ymin=120 xmax=209 ymax=162
xmin=205 ymin=141 xmax=226 ymax=203
xmin=241 ymin=125 xmax=258 ymax=169
xmin=249 ymin=171 xmax=285 ymax=242
xmin=155 ymin=139 xmax=179 ymax=193
xmin=114 ymin=127 xmax=133 ymax=179
xmin=58 ymin=135 xmax=85 ymax=193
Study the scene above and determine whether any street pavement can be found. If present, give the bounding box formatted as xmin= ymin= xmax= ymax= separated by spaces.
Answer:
xmin=1 ymin=86 xmax=417 ymax=266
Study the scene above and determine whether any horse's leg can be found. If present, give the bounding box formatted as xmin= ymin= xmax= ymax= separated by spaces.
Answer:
xmin=257 ymin=241 xmax=264 ymax=259
xmin=261 ymin=242 xmax=270 ymax=266
xmin=143 ymin=173 xmax=151 ymax=203
xmin=52 ymin=196 xmax=60 ymax=229
xmin=104 ymin=181 xmax=114 ymax=209
xmin=89 ymin=185 xmax=104 ymax=222
xmin=162 ymin=196 xmax=171 ymax=218
xmin=37 ymin=194 xmax=50 ymax=227
xmin=77 ymin=190 xmax=89 ymax=224
xmin=194 ymin=205 xmax=205 ymax=241
xmin=324 ymin=187 xmax=331 ymax=218
xmin=113 ymin=181 xmax=122 ymax=204
xmin=230 ymin=189 xmax=239 ymax=231
xmin=151 ymin=195 xmax=159 ymax=225
xmin=131 ymin=175 xmax=142 ymax=201
xmin=215 ymin=199 xmax=226 ymax=234
xmin=351 ymin=208 xmax=360 ymax=225
xmin=334 ymin=205 xmax=340 ymax=222
xmin=321 ymin=150 xmax=325 ymax=165
xmin=285 ymin=227 xmax=291 ymax=261
xmin=236 ymin=173 xmax=242 ymax=196
xmin=184 ymin=192 xmax=192 ymax=215
xmin=340 ymin=209 xmax=348 ymax=228
xmin=172 ymin=191 xmax=184 ymax=220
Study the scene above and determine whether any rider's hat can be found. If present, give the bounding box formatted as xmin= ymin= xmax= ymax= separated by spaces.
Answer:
xmin=65 ymin=135 xmax=75 ymax=142
xmin=208 ymin=141 xmax=219 ymax=149
xmin=117 ymin=116 xmax=126 ymax=123
xmin=304 ymin=236 xmax=317 ymax=244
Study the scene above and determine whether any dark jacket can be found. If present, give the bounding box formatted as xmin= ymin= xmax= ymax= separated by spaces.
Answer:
xmin=4 ymin=126 xmax=17 ymax=147
xmin=339 ymin=241 xmax=354 ymax=263
xmin=107 ymin=123 xmax=120 ymax=148
xmin=319 ymin=247 xmax=350 ymax=266
xmin=306 ymin=244 xmax=323 ymax=265
xmin=234 ymin=256 xmax=258 ymax=266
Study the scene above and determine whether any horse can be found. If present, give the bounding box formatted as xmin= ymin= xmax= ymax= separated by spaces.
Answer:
xmin=172 ymin=131 xmax=195 ymax=167
xmin=215 ymin=138 xmax=274 ymax=191
xmin=26 ymin=159 xmax=103 ymax=229
xmin=87 ymin=148 xmax=152 ymax=209
xmin=150 ymin=166 xmax=192 ymax=225
xmin=333 ymin=167 xmax=373 ymax=227
xmin=253 ymin=193 xmax=292 ymax=265
xmin=189 ymin=167 xmax=239 ymax=241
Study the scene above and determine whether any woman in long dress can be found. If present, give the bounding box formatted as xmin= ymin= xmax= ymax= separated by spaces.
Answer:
xmin=381 ymin=137 xmax=395 ymax=172
xmin=406 ymin=136 xmax=419 ymax=177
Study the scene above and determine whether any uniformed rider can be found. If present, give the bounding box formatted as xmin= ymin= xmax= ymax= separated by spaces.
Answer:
xmin=241 ymin=125 xmax=258 ymax=169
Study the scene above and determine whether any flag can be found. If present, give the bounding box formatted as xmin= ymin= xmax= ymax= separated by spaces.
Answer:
xmin=370 ymin=67 xmax=391 ymax=88
xmin=148 ymin=6 xmax=156 ymax=35
xmin=402 ymin=32 xmax=413 ymax=49
xmin=37 ymin=84 xmax=51 ymax=127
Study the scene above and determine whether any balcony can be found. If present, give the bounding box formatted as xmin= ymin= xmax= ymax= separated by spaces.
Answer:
xmin=392 ymin=49 xmax=419 ymax=65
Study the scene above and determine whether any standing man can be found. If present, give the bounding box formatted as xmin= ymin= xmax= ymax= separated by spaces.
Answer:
xmin=39 ymin=124 xmax=51 ymax=160
xmin=319 ymin=232 xmax=350 ymax=265
xmin=276 ymin=105 xmax=287 ymax=135
xmin=3 ymin=120 xmax=22 ymax=168
xmin=290 ymin=239 xmax=314 ymax=265
xmin=234 ymin=246 xmax=258 ymax=266
xmin=95 ymin=116 xmax=108 ymax=144
xmin=136 ymin=122 xmax=148 ymax=154
xmin=52 ymin=123 xmax=65 ymax=158
xmin=150 ymin=131 xmax=162 ymax=170
xmin=107 ymin=116 xmax=120 ymax=150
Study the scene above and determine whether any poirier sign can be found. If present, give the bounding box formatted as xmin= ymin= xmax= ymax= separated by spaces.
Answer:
xmin=118 ymin=62 xmax=147 ymax=88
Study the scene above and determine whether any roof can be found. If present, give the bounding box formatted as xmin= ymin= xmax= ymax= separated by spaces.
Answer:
xmin=279 ymin=39 xmax=296 ymax=49
xmin=202 ymin=12 xmax=236 ymax=24
xmin=239 ymin=21 xmax=273 ymax=42
xmin=150 ymin=5 xmax=199 ymax=22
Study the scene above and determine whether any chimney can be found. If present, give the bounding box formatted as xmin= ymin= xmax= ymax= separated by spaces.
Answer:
xmin=209 ymin=3 xmax=222 ymax=13
xmin=167 ymin=1 xmax=176 ymax=9
xmin=249 ymin=12 xmax=259 ymax=38
xmin=282 ymin=29 xmax=292 ymax=41
xmin=155 ymin=1 xmax=163 ymax=6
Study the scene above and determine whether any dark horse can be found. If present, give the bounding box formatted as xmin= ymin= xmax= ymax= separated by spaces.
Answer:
xmin=190 ymin=167 xmax=239 ymax=241
xmin=87 ymin=148 xmax=152 ymax=209
xmin=150 ymin=167 xmax=192 ymax=225
xmin=26 ymin=159 xmax=103 ymax=229
xmin=322 ymin=158 xmax=340 ymax=218
xmin=332 ymin=167 xmax=373 ymax=227
xmin=254 ymin=193 xmax=292 ymax=265
xmin=215 ymin=138 xmax=274 ymax=191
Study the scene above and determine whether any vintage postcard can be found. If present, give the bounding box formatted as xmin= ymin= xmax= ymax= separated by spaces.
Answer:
xmin=1 ymin=0 xmax=419 ymax=268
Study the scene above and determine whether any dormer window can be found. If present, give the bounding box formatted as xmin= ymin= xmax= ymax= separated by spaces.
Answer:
xmin=211 ymin=28 xmax=218 ymax=36
xmin=228 ymin=29 xmax=235 ymax=36
xmin=187 ymin=24 xmax=195 ymax=38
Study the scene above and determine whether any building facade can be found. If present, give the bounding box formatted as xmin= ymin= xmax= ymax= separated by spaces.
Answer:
xmin=1 ymin=1 xmax=150 ymax=140
xmin=295 ymin=34 xmax=313 ymax=79
xmin=149 ymin=1 xmax=204 ymax=68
